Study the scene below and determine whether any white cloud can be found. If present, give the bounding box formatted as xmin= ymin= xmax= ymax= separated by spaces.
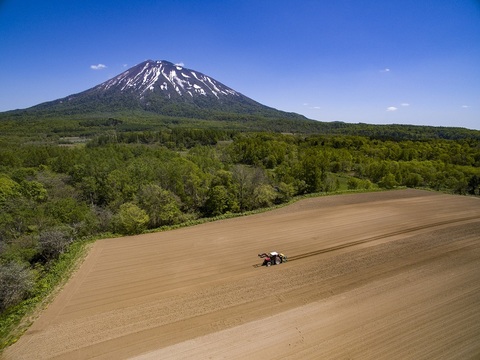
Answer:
xmin=401 ymin=103 xmax=410 ymax=107
xmin=462 ymin=105 xmax=470 ymax=108
xmin=380 ymin=68 xmax=391 ymax=73
xmin=90 ymin=64 xmax=107 ymax=70
xmin=386 ymin=106 xmax=398 ymax=112
xmin=175 ymin=62 xmax=185 ymax=67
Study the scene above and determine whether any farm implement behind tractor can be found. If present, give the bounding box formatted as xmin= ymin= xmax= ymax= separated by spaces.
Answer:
xmin=258 ymin=252 xmax=287 ymax=267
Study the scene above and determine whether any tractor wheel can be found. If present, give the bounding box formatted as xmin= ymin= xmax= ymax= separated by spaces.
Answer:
xmin=275 ymin=257 xmax=282 ymax=265
xmin=266 ymin=261 xmax=272 ymax=267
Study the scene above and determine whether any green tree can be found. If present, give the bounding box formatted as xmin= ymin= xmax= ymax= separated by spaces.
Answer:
xmin=45 ymin=198 xmax=92 ymax=226
xmin=204 ymin=185 xmax=230 ymax=216
xmin=467 ymin=175 xmax=480 ymax=195
xmin=0 ymin=176 xmax=20 ymax=205
xmin=347 ymin=177 xmax=361 ymax=190
xmin=404 ymin=173 xmax=424 ymax=188
xmin=275 ymin=182 xmax=295 ymax=203
xmin=115 ymin=202 xmax=149 ymax=235
xmin=0 ymin=235 xmax=38 ymax=264
xmin=379 ymin=173 xmax=397 ymax=189
xmin=160 ymin=157 xmax=207 ymax=213
xmin=204 ymin=170 xmax=239 ymax=215
xmin=297 ymin=149 xmax=327 ymax=193
xmin=136 ymin=184 xmax=183 ymax=227
xmin=105 ymin=169 xmax=137 ymax=207
xmin=252 ymin=184 xmax=277 ymax=208
xmin=322 ymin=174 xmax=339 ymax=192
xmin=20 ymin=180 xmax=47 ymax=202
xmin=232 ymin=165 xmax=270 ymax=211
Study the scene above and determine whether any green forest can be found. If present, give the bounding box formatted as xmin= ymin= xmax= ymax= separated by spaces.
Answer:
xmin=1 ymin=124 xmax=480 ymax=346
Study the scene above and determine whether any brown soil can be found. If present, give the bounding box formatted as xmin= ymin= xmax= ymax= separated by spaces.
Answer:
xmin=3 ymin=189 xmax=480 ymax=359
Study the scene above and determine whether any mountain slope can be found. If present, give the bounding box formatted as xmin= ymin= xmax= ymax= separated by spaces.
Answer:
xmin=27 ymin=60 xmax=306 ymax=120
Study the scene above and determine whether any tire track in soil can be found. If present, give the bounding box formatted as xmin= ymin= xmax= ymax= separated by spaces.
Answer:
xmin=285 ymin=215 xmax=479 ymax=263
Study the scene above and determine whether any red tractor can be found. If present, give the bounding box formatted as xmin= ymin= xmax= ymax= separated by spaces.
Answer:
xmin=258 ymin=252 xmax=287 ymax=267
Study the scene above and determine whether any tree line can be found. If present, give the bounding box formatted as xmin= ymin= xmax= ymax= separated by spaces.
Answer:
xmin=0 ymin=130 xmax=479 ymax=315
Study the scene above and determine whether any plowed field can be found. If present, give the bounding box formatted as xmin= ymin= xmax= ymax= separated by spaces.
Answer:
xmin=3 ymin=189 xmax=480 ymax=359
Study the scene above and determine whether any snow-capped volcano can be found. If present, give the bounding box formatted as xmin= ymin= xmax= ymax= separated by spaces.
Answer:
xmin=100 ymin=60 xmax=239 ymax=100
xmin=25 ymin=59 xmax=306 ymax=121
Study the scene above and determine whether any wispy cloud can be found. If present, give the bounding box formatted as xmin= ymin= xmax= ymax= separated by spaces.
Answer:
xmin=386 ymin=103 xmax=409 ymax=112
xmin=303 ymin=103 xmax=321 ymax=110
xmin=462 ymin=105 xmax=470 ymax=108
xmin=90 ymin=64 xmax=107 ymax=70
xmin=380 ymin=68 xmax=391 ymax=73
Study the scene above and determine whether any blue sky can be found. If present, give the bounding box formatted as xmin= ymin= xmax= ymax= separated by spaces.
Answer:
xmin=1 ymin=0 xmax=479 ymax=129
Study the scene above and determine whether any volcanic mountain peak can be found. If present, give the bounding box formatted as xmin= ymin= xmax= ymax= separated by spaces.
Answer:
xmin=22 ymin=59 xmax=307 ymax=121
xmin=98 ymin=60 xmax=239 ymax=99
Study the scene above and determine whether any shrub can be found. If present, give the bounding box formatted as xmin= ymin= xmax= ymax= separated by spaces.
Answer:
xmin=0 ymin=262 xmax=34 ymax=312
xmin=38 ymin=227 xmax=74 ymax=262
xmin=115 ymin=202 xmax=149 ymax=235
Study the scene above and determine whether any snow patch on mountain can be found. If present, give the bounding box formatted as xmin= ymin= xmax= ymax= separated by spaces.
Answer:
xmin=98 ymin=60 xmax=239 ymax=100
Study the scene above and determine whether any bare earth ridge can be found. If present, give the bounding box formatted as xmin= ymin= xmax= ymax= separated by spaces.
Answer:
xmin=3 ymin=189 xmax=480 ymax=359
